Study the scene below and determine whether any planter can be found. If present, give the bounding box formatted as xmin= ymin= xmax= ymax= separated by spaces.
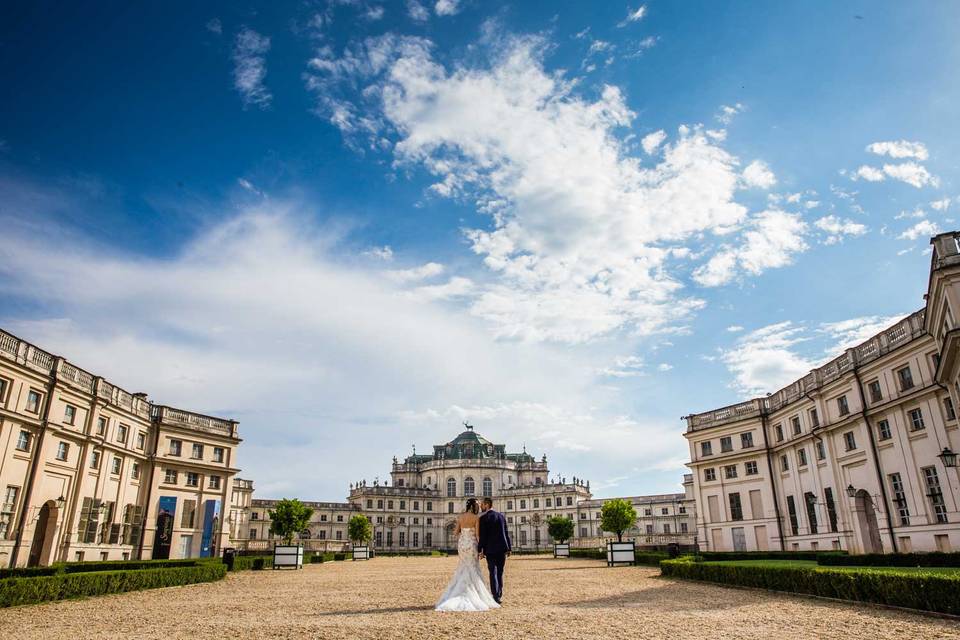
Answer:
xmin=352 ymin=545 xmax=371 ymax=561
xmin=554 ymin=543 xmax=570 ymax=558
xmin=606 ymin=540 xmax=636 ymax=566
xmin=273 ymin=544 xmax=304 ymax=569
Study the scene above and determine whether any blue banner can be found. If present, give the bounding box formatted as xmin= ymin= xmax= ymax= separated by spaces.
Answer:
xmin=199 ymin=499 xmax=221 ymax=557
xmin=152 ymin=496 xmax=178 ymax=560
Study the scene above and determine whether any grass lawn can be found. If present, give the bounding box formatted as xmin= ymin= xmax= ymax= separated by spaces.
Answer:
xmin=704 ymin=559 xmax=960 ymax=576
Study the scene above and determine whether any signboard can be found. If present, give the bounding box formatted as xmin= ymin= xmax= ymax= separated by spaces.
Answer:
xmin=199 ymin=499 xmax=221 ymax=558
xmin=152 ymin=496 xmax=177 ymax=560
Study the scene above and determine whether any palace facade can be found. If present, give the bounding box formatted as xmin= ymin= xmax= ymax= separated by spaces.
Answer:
xmin=0 ymin=329 xmax=242 ymax=567
xmin=684 ymin=231 xmax=960 ymax=554
xmin=237 ymin=426 xmax=696 ymax=552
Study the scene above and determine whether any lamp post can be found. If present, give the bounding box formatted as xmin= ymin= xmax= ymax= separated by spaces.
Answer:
xmin=938 ymin=447 xmax=958 ymax=468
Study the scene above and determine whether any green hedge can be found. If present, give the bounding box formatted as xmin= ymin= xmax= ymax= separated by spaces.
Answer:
xmin=818 ymin=552 xmax=960 ymax=567
xmin=0 ymin=563 xmax=226 ymax=608
xmin=333 ymin=553 xmax=346 ymax=561
xmin=232 ymin=556 xmax=270 ymax=571
xmin=660 ymin=558 xmax=960 ymax=615
xmin=697 ymin=551 xmax=845 ymax=562
xmin=0 ymin=567 xmax=60 ymax=579
xmin=0 ymin=558 xmax=205 ymax=579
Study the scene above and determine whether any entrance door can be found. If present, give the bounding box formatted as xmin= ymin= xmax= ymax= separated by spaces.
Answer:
xmin=855 ymin=490 xmax=883 ymax=553
xmin=710 ymin=528 xmax=722 ymax=551
xmin=732 ymin=527 xmax=746 ymax=552
xmin=753 ymin=525 xmax=768 ymax=551
xmin=27 ymin=500 xmax=58 ymax=567
xmin=179 ymin=535 xmax=193 ymax=559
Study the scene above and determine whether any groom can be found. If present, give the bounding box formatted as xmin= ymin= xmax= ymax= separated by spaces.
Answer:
xmin=477 ymin=497 xmax=511 ymax=604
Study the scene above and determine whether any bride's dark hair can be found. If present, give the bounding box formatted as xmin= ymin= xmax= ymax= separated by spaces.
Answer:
xmin=464 ymin=498 xmax=479 ymax=514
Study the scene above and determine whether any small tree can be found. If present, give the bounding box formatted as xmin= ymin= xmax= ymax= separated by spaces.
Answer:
xmin=547 ymin=516 xmax=575 ymax=544
xmin=268 ymin=498 xmax=314 ymax=545
xmin=600 ymin=498 xmax=637 ymax=542
xmin=348 ymin=514 xmax=373 ymax=545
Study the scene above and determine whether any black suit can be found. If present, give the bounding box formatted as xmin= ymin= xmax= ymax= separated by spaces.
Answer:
xmin=477 ymin=509 xmax=511 ymax=602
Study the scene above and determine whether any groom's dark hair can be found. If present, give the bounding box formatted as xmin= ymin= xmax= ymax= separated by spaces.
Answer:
xmin=481 ymin=497 xmax=493 ymax=508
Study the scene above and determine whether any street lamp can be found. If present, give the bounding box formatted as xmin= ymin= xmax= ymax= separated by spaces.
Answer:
xmin=938 ymin=447 xmax=958 ymax=468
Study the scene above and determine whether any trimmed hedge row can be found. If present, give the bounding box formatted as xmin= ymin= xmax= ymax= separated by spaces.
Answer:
xmin=697 ymin=551 xmax=846 ymax=562
xmin=0 ymin=558 xmax=205 ymax=579
xmin=660 ymin=558 xmax=960 ymax=615
xmin=232 ymin=556 xmax=270 ymax=571
xmin=0 ymin=563 xmax=227 ymax=608
xmin=818 ymin=552 xmax=960 ymax=567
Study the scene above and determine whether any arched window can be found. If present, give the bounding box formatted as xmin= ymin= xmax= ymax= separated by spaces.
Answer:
xmin=482 ymin=477 xmax=493 ymax=497
xmin=464 ymin=477 xmax=475 ymax=496
xmin=447 ymin=477 xmax=456 ymax=497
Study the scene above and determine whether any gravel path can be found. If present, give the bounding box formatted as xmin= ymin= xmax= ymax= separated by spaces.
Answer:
xmin=2 ymin=556 xmax=959 ymax=639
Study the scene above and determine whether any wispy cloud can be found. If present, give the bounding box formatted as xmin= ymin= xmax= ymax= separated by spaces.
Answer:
xmin=617 ymin=5 xmax=647 ymax=27
xmin=232 ymin=27 xmax=272 ymax=109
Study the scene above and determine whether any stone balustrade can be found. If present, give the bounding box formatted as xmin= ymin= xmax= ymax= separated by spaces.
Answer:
xmin=152 ymin=405 xmax=238 ymax=438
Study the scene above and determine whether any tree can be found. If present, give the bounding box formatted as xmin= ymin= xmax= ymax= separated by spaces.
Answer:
xmin=600 ymin=498 xmax=637 ymax=542
xmin=547 ymin=516 xmax=574 ymax=544
xmin=268 ymin=499 xmax=314 ymax=545
xmin=348 ymin=514 xmax=373 ymax=545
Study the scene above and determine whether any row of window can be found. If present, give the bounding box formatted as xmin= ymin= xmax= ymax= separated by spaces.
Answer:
xmin=703 ymin=460 xmax=759 ymax=481
xmin=163 ymin=468 xmax=222 ymax=490
xmin=365 ymin=498 xmax=433 ymax=511
xmin=700 ymin=432 xmax=755 ymax=457
xmin=88 ymin=450 xmax=141 ymax=479
xmin=167 ymin=439 xmax=225 ymax=463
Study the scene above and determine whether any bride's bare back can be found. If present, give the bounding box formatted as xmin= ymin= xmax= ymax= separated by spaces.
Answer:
xmin=455 ymin=512 xmax=480 ymax=535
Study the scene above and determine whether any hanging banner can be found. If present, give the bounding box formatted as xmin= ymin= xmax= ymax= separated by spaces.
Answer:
xmin=152 ymin=496 xmax=177 ymax=560
xmin=200 ymin=499 xmax=221 ymax=558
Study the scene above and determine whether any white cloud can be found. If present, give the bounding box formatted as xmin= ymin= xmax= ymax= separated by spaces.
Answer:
xmin=364 ymin=245 xmax=394 ymax=261
xmin=641 ymin=129 xmax=666 ymax=155
xmin=895 ymin=207 xmax=925 ymax=220
xmin=721 ymin=322 xmax=812 ymax=396
xmin=618 ymin=5 xmax=647 ymax=27
xmin=819 ymin=314 xmax=905 ymax=353
xmin=237 ymin=178 xmax=266 ymax=198
xmin=656 ymin=363 xmax=672 ymax=371
xmin=385 ymin=261 xmax=445 ymax=283
xmin=434 ymin=0 xmax=460 ymax=16
xmin=409 ymin=276 xmax=475 ymax=301
xmin=407 ymin=0 xmax=430 ymax=21
xmin=726 ymin=325 xmax=744 ymax=332
xmin=716 ymin=103 xmax=744 ymax=125
xmin=232 ymin=27 xmax=272 ymax=109
xmin=898 ymin=219 xmax=940 ymax=241
xmin=813 ymin=215 xmax=867 ymax=244
xmin=741 ymin=160 xmax=776 ymax=189
xmin=693 ymin=210 xmax=808 ymax=287
xmin=882 ymin=162 xmax=939 ymax=189
xmin=364 ymin=5 xmax=385 ymax=20
xmin=206 ymin=18 xmax=222 ymax=34
xmin=853 ymin=165 xmax=885 ymax=182
xmin=597 ymin=355 xmax=645 ymax=378
xmin=930 ymin=198 xmax=952 ymax=211
xmin=866 ymin=140 xmax=929 ymax=161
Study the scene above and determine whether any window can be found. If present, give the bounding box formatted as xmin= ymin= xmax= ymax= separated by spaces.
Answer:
xmin=97 ymin=417 xmax=107 ymax=435
xmin=506 ymin=500 xmax=513 ymax=510
xmin=745 ymin=461 xmax=758 ymax=476
xmin=387 ymin=500 xmax=394 ymax=510
xmin=720 ymin=436 xmax=733 ymax=453
xmin=774 ymin=424 xmax=784 ymax=442
xmin=413 ymin=501 xmax=420 ymax=511
xmin=923 ymin=466 xmax=948 ymax=524
xmin=645 ymin=524 xmax=654 ymax=534
xmin=889 ymin=473 xmax=910 ymax=526
xmin=729 ymin=493 xmax=743 ymax=521
xmin=15 ymin=430 xmax=30 ymax=452
xmin=661 ymin=507 xmax=669 ymax=515
xmin=463 ymin=477 xmax=475 ymax=496
xmin=376 ymin=499 xmax=383 ymax=509
xmin=815 ymin=440 xmax=826 ymax=461
xmin=877 ymin=419 xmax=892 ymax=440
xmin=136 ymin=432 xmax=146 ymax=449
xmin=164 ymin=469 xmax=178 ymax=484
xmin=182 ymin=500 xmax=196 ymax=528
xmin=366 ymin=500 xmax=373 ymax=509
xmin=209 ymin=475 xmax=221 ymax=490
xmin=546 ymin=498 xmax=552 ymax=507
xmin=448 ymin=502 xmax=454 ymax=514
xmin=481 ymin=477 xmax=492 ymax=497
xmin=191 ymin=443 xmax=203 ymax=459
xmin=320 ymin=514 xmax=328 ymax=522
xmin=663 ymin=524 xmax=671 ymax=534
xmin=337 ymin=515 xmax=343 ymax=522
xmin=908 ymin=408 xmax=925 ymax=431
xmin=56 ymin=442 xmax=69 ymax=461
xmin=843 ymin=431 xmax=857 ymax=451
xmin=111 ymin=457 xmax=121 ymax=475
xmin=644 ymin=508 xmax=652 ymax=516
xmin=520 ymin=499 xmax=527 ymax=509
xmin=704 ymin=468 xmax=716 ymax=481
xmin=797 ymin=448 xmax=808 ymax=467
xmin=213 ymin=447 xmax=224 ymax=463
xmin=169 ymin=439 xmax=182 ymax=456
xmin=809 ymin=408 xmax=820 ymax=428
xmin=786 ymin=496 xmax=799 ymax=536
xmin=446 ymin=478 xmax=456 ymax=497
xmin=804 ymin=492 xmax=818 ymax=534
xmin=946 ymin=397 xmax=957 ymax=421
xmin=740 ymin=432 xmax=754 ymax=448
xmin=533 ymin=499 xmax=539 ymax=508
xmin=837 ymin=395 xmax=850 ymax=416
xmin=131 ymin=462 xmax=140 ymax=480
xmin=897 ymin=366 xmax=915 ymax=391
xmin=26 ymin=390 xmax=41 ymax=413
xmin=566 ymin=496 xmax=573 ymax=506
xmin=680 ymin=522 xmax=688 ymax=533
xmin=64 ymin=404 xmax=77 ymax=425
xmin=116 ymin=424 xmax=128 ymax=443
xmin=824 ymin=487 xmax=838 ymax=533
xmin=426 ymin=502 xmax=433 ymax=512
xmin=679 ymin=505 xmax=687 ymax=514
xmin=791 ymin=416 xmax=801 ymax=435
xmin=868 ymin=380 xmax=883 ymax=403
xmin=186 ymin=472 xmax=199 ymax=487
xmin=724 ymin=465 xmax=738 ymax=479
xmin=0 ymin=486 xmax=20 ymax=538
xmin=0 ymin=378 xmax=6 ymax=402
xmin=780 ymin=454 xmax=789 ymax=472
xmin=90 ymin=450 xmax=101 ymax=469
xmin=396 ymin=479 xmax=404 ymax=487
xmin=700 ymin=441 xmax=713 ymax=457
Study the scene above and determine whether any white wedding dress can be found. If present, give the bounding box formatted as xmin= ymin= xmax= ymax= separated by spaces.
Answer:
xmin=435 ymin=528 xmax=501 ymax=612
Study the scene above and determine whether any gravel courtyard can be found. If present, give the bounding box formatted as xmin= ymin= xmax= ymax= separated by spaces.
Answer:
xmin=2 ymin=556 xmax=959 ymax=639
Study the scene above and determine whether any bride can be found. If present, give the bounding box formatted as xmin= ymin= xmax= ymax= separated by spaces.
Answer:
xmin=435 ymin=498 xmax=501 ymax=612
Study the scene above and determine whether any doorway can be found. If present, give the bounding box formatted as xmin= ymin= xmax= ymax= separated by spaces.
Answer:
xmin=28 ymin=500 xmax=59 ymax=567
xmin=732 ymin=527 xmax=746 ymax=552
xmin=854 ymin=490 xmax=882 ymax=553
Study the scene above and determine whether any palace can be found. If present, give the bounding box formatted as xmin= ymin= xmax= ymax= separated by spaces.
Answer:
xmin=0 ymin=329 xmax=242 ymax=567
xmin=238 ymin=426 xmax=697 ymax=552
xmin=684 ymin=231 xmax=960 ymax=554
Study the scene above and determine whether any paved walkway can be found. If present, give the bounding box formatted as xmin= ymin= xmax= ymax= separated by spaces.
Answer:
xmin=2 ymin=556 xmax=959 ymax=639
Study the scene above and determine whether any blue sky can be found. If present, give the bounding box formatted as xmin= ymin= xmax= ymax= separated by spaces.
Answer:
xmin=1 ymin=1 xmax=959 ymax=499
